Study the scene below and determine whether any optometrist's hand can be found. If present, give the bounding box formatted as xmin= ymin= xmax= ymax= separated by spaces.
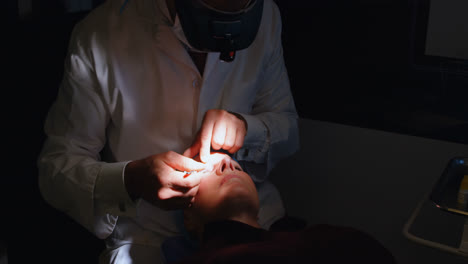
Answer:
xmin=124 ymin=151 xmax=206 ymax=210
xmin=184 ymin=109 xmax=247 ymax=163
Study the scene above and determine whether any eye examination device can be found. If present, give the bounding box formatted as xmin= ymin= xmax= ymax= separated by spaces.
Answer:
xmin=175 ymin=0 xmax=264 ymax=62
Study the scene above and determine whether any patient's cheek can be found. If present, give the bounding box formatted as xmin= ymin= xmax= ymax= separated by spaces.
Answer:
xmin=194 ymin=180 xmax=218 ymax=208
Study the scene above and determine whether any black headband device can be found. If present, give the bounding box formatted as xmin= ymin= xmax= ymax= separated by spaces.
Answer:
xmin=174 ymin=0 xmax=264 ymax=62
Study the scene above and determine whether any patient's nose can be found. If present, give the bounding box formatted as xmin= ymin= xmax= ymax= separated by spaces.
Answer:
xmin=216 ymin=157 xmax=235 ymax=175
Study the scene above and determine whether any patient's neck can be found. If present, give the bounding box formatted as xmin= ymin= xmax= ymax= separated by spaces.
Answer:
xmin=227 ymin=213 xmax=261 ymax=229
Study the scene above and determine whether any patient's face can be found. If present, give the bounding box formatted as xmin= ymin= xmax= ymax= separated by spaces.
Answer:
xmin=191 ymin=153 xmax=259 ymax=222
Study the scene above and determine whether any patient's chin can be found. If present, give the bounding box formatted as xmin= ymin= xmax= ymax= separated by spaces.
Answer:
xmin=223 ymin=182 xmax=258 ymax=205
xmin=216 ymin=190 xmax=259 ymax=219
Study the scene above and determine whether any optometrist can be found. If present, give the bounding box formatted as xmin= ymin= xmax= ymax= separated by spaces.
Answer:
xmin=37 ymin=0 xmax=299 ymax=263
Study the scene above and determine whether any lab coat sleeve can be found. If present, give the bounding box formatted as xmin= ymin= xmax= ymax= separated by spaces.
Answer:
xmin=37 ymin=22 xmax=136 ymax=239
xmin=235 ymin=2 xmax=300 ymax=182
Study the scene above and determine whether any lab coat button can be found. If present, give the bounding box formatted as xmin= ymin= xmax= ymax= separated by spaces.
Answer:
xmin=192 ymin=79 xmax=200 ymax=88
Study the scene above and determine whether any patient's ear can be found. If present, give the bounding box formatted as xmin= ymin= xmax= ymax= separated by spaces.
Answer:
xmin=183 ymin=208 xmax=204 ymax=241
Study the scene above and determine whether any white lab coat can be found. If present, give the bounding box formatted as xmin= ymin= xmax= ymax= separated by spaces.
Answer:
xmin=37 ymin=0 xmax=299 ymax=260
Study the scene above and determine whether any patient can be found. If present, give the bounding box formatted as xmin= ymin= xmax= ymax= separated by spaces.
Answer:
xmin=162 ymin=153 xmax=396 ymax=264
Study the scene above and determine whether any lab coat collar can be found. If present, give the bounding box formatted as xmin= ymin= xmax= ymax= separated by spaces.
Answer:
xmin=116 ymin=0 xmax=171 ymax=26
xmin=118 ymin=0 xmax=219 ymax=79
xmin=157 ymin=0 xmax=220 ymax=79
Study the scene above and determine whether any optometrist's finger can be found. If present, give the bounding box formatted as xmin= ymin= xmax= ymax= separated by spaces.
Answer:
xmin=183 ymin=139 xmax=201 ymax=158
xmin=157 ymin=184 xmax=199 ymax=200
xmin=199 ymin=117 xmax=215 ymax=163
xmin=183 ymin=185 xmax=199 ymax=198
xmin=211 ymin=119 xmax=227 ymax=151
xmin=157 ymin=187 xmax=183 ymax=200
xmin=228 ymin=128 xmax=245 ymax=154
xmin=222 ymin=124 xmax=236 ymax=152
xmin=170 ymin=171 xmax=204 ymax=189
xmin=163 ymin=151 xmax=206 ymax=172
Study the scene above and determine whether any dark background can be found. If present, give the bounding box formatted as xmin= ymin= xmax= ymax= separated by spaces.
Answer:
xmin=3 ymin=0 xmax=468 ymax=263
